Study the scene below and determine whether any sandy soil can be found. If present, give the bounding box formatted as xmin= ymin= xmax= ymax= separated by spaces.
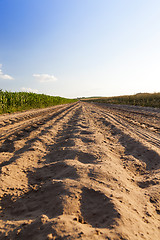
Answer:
xmin=0 ymin=101 xmax=160 ymax=240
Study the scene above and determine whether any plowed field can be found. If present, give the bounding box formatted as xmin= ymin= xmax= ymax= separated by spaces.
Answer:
xmin=0 ymin=102 xmax=160 ymax=239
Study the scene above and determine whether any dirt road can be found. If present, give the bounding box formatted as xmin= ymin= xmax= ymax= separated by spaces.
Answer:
xmin=0 ymin=102 xmax=160 ymax=239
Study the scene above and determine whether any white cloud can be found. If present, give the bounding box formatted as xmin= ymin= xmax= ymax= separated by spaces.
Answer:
xmin=33 ymin=73 xmax=57 ymax=83
xmin=21 ymin=87 xmax=39 ymax=93
xmin=0 ymin=64 xmax=14 ymax=80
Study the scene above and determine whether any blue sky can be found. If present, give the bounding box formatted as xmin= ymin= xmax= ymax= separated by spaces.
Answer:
xmin=0 ymin=0 xmax=160 ymax=98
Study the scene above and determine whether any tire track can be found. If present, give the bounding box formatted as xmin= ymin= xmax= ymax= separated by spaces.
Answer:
xmin=85 ymin=102 xmax=160 ymax=152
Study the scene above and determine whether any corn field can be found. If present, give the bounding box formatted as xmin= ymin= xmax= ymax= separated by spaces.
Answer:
xmin=0 ymin=90 xmax=77 ymax=114
xmin=84 ymin=93 xmax=160 ymax=108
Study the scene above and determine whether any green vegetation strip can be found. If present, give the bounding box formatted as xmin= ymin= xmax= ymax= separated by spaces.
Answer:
xmin=84 ymin=93 xmax=160 ymax=108
xmin=0 ymin=90 xmax=77 ymax=114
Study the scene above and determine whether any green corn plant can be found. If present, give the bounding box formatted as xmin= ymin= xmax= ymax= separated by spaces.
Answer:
xmin=0 ymin=90 xmax=77 ymax=114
